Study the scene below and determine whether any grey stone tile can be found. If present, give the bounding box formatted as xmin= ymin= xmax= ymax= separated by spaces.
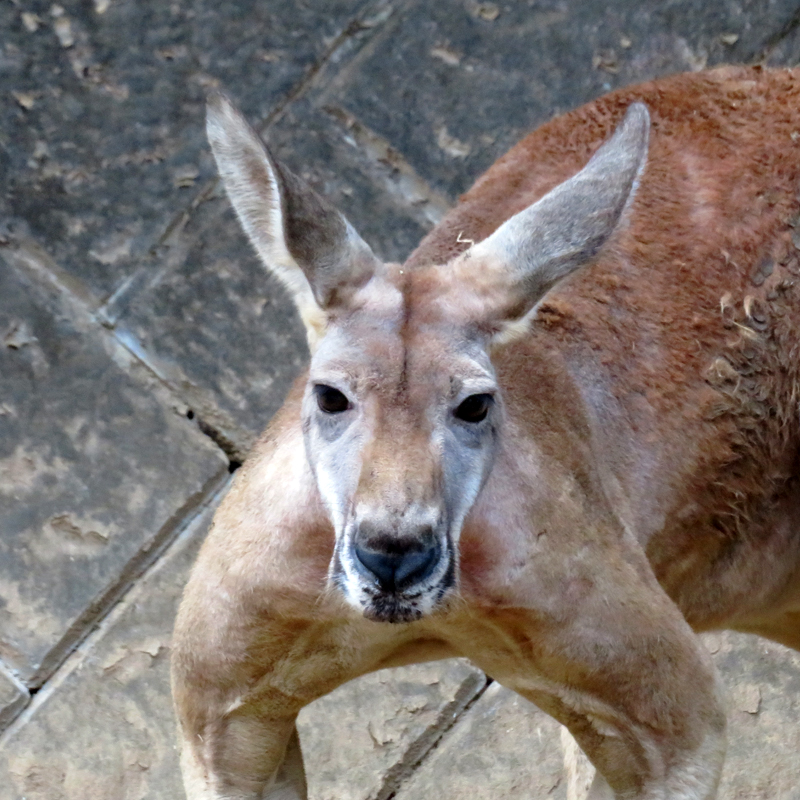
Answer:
xmin=0 ymin=0 xmax=375 ymax=301
xmin=112 ymin=100 xmax=436 ymax=454
xmin=705 ymin=631 xmax=800 ymax=799
xmin=0 ymin=662 xmax=28 ymax=732
xmin=393 ymin=681 xmax=567 ymax=800
xmin=299 ymin=660 xmax=486 ymax=800
xmin=318 ymin=0 xmax=800 ymax=200
xmin=0 ymin=239 xmax=227 ymax=687
xmin=0 ymin=488 xmax=485 ymax=800
xmin=0 ymin=494 xmax=216 ymax=800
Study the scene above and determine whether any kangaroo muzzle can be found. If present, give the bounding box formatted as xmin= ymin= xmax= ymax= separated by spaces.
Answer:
xmin=353 ymin=524 xmax=441 ymax=593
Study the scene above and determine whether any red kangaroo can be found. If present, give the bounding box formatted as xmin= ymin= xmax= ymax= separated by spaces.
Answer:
xmin=172 ymin=66 xmax=800 ymax=799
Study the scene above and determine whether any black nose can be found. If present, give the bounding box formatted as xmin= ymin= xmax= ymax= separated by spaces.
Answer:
xmin=354 ymin=534 xmax=441 ymax=592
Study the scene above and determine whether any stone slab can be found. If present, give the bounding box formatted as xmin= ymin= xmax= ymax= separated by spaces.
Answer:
xmin=394 ymin=681 xmax=567 ymax=800
xmin=0 ymin=493 xmax=217 ymax=800
xmin=0 ymin=662 xmax=28 ymax=732
xmin=708 ymin=631 xmax=800 ymax=799
xmin=319 ymin=0 xmax=800 ymax=200
xmin=0 ymin=485 xmax=486 ymax=800
xmin=112 ymin=98 xmax=438 ymax=454
xmin=0 ymin=239 xmax=227 ymax=687
xmin=0 ymin=0 xmax=374 ymax=302
xmin=299 ymin=660 xmax=486 ymax=800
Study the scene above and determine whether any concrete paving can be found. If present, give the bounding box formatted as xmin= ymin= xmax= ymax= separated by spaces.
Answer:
xmin=2 ymin=1 xmax=800 ymax=798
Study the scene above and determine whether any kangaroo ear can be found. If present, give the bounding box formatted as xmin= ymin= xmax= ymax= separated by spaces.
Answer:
xmin=206 ymin=93 xmax=380 ymax=346
xmin=459 ymin=103 xmax=650 ymax=339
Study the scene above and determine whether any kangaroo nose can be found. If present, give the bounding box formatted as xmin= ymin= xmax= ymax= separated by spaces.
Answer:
xmin=354 ymin=534 xmax=440 ymax=592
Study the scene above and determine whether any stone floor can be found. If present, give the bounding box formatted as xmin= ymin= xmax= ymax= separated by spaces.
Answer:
xmin=1 ymin=1 xmax=800 ymax=798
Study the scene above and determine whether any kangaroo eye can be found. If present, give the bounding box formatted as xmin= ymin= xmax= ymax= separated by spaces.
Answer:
xmin=315 ymin=385 xmax=350 ymax=414
xmin=454 ymin=393 xmax=493 ymax=423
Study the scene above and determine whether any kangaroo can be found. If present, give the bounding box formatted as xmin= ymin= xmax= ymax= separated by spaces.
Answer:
xmin=171 ymin=66 xmax=800 ymax=800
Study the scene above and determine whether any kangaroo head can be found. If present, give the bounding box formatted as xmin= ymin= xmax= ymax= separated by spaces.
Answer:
xmin=206 ymin=94 xmax=649 ymax=623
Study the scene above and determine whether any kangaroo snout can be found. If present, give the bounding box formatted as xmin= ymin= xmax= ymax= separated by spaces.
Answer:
xmin=353 ymin=523 xmax=441 ymax=592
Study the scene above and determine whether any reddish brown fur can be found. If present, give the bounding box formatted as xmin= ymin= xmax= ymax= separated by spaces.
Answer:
xmin=411 ymin=66 xmax=800 ymax=636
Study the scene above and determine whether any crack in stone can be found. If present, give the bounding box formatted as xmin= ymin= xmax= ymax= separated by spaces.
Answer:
xmin=2 ymin=235 xmax=239 ymax=471
xmin=375 ymin=673 xmax=492 ymax=800
xmin=748 ymin=2 xmax=800 ymax=63
xmin=26 ymin=466 xmax=229 ymax=691
xmin=323 ymin=104 xmax=452 ymax=229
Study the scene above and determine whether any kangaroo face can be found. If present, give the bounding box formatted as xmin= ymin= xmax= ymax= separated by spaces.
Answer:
xmin=206 ymin=92 xmax=648 ymax=623
xmin=302 ymin=270 xmax=501 ymax=621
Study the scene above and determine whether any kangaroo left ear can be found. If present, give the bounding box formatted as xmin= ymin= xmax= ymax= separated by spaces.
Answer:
xmin=456 ymin=103 xmax=650 ymax=338
xmin=206 ymin=92 xmax=381 ymax=348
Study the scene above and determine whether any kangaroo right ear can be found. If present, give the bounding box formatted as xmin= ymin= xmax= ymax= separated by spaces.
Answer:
xmin=452 ymin=103 xmax=650 ymax=343
xmin=206 ymin=93 xmax=380 ymax=347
